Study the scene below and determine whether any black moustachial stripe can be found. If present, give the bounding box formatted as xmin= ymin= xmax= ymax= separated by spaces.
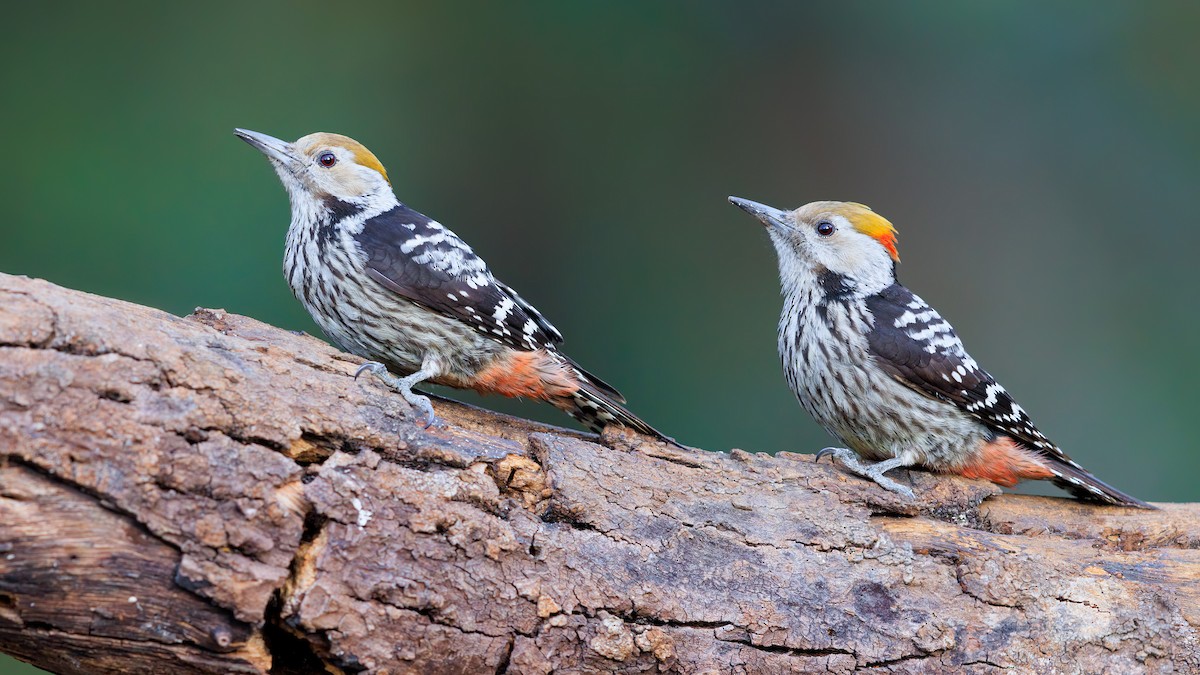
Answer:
xmin=318 ymin=197 xmax=364 ymax=243
xmin=817 ymin=269 xmax=854 ymax=299
xmin=815 ymin=269 xmax=854 ymax=322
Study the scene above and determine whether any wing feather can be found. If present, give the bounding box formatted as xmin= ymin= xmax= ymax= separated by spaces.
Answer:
xmin=863 ymin=284 xmax=1150 ymax=507
xmin=864 ymin=285 xmax=1058 ymax=453
xmin=354 ymin=204 xmax=563 ymax=352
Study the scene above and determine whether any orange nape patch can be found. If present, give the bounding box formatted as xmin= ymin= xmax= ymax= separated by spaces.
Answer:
xmin=954 ymin=436 xmax=1055 ymax=487
xmin=873 ymin=230 xmax=899 ymax=262
xmin=470 ymin=350 xmax=579 ymax=401
xmin=841 ymin=202 xmax=900 ymax=262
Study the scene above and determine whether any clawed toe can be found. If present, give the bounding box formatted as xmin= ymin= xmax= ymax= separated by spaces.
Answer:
xmin=352 ymin=361 xmax=443 ymax=429
xmin=812 ymin=447 xmax=916 ymax=499
xmin=354 ymin=361 xmax=388 ymax=380
xmin=870 ymin=474 xmax=916 ymax=499
xmin=412 ymin=396 xmax=441 ymax=429
xmin=815 ymin=447 xmax=855 ymax=464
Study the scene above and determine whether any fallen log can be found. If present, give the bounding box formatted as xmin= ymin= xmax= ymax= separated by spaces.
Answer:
xmin=0 ymin=272 xmax=1196 ymax=674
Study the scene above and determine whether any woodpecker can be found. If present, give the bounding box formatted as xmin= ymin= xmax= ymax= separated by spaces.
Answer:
xmin=235 ymin=128 xmax=675 ymax=445
xmin=729 ymin=197 xmax=1149 ymax=508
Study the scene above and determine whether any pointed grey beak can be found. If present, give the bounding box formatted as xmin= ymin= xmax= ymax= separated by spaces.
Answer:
xmin=728 ymin=196 xmax=791 ymax=230
xmin=234 ymin=128 xmax=297 ymax=165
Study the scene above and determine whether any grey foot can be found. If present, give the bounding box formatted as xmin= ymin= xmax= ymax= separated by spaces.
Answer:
xmin=354 ymin=361 xmax=441 ymax=428
xmin=815 ymin=447 xmax=916 ymax=499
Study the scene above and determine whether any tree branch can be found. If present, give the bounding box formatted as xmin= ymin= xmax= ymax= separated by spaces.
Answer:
xmin=0 ymin=272 xmax=1197 ymax=673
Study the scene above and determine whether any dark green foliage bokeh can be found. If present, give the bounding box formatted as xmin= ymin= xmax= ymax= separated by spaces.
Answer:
xmin=5 ymin=1 xmax=1199 ymax=491
xmin=1 ymin=6 xmax=1198 ymax=668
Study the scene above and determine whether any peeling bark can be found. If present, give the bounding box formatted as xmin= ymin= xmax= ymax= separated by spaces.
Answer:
xmin=0 ymin=271 xmax=1197 ymax=674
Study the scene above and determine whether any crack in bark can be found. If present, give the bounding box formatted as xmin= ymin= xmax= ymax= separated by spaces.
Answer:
xmin=492 ymin=635 xmax=514 ymax=675
xmin=862 ymin=648 xmax=948 ymax=669
xmin=1052 ymin=595 xmax=1104 ymax=611
xmin=0 ymin=458 xmax=258 ymax=654
xmin=261 ymin=509 xmax=335 ymax=675
xmin=4 ymin=456 xmax=186 ymax=559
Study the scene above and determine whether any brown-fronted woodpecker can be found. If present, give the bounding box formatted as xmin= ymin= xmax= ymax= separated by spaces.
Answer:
xmin=730 ymin=196 xmax=1149 ymax=508
xmin=235 ymin=128 xmax=675 ymax=445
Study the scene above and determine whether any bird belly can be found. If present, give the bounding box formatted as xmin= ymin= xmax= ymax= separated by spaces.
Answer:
xmin=781 ymin=304 xmax=989 ymax=467
xmin=286 ymin=244 xmax=504 ymax=382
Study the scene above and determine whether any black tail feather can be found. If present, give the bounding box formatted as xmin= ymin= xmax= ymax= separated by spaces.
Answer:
xmin=1046 ymin=456 xmax=1153 ymax=509
xmin=558 ymin=379 xmax=681 ymax=448
xmin=560 ymin=354 xmax=626 ymax=403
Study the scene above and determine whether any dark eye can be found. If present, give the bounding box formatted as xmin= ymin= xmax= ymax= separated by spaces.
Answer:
xmin=816 ymin=220 xmax=835 ymax=236
xmin=318 ymin=152 xmax=337 ymax=168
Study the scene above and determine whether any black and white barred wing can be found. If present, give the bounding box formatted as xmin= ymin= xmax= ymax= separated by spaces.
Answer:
xmin=355 ymin=204 xmax=563 ymax=352
xmin=863 ymin=284 xmax=1057 ymax=453
xmin=864 ymin=284 xmax=1151 ymax=507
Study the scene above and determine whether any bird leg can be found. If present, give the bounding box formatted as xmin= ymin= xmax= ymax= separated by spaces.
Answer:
xmin=815 ymin=447 xmax=916 ymax=499
xmin=354 ymin=356 xmax=442 ymax=428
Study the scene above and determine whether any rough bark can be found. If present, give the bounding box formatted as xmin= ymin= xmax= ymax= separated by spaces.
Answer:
xmin=0 ymin=271 xmax=1196 ymax=674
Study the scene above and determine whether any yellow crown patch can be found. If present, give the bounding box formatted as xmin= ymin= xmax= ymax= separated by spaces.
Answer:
xmin=299 ymin=132 xmax=391 ymax=185
xmin=841 ymin=202 xmax=899 ymax=261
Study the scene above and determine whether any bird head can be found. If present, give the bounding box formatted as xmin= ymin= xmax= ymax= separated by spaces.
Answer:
xmin=730 ymin=197 xmax=899 ymax=294
xmin=235 ymin=129 xmax=394 ymax=210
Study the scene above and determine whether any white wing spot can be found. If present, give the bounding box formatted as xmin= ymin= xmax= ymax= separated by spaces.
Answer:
xmin=493 ymin=297 xmax=515 ymax=323
xmin=399 ymin=232 xmax=448 ymax=254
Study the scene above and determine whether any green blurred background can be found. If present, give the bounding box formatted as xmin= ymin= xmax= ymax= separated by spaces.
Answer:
xmin=2 ymin=2 xmax=1198 ymax=670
